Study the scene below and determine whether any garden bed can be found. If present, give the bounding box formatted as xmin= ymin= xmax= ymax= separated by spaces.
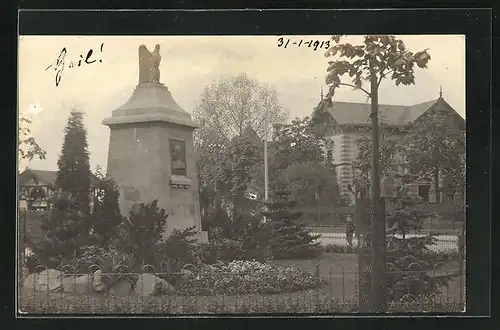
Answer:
xmin=177 ymin=260 xmax=323 ymax=296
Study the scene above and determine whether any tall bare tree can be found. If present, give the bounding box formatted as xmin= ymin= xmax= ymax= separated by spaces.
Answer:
xmin=193 ymin=73 xmax=289 ymax=144
xmin=194 ymin=73 xmax=288 ymax=210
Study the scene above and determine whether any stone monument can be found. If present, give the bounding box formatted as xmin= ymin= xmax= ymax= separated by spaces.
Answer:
xmin=102 ymin=44 xmax=207 ymax=241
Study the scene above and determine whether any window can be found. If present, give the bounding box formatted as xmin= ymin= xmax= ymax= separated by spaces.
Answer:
xmin=29 ymin=187 xmax=46 ymax=200
xmin=418 ymin=185 xmax=430 ymax=203
xmin=170 ymin=139 xmax=187 ymax=176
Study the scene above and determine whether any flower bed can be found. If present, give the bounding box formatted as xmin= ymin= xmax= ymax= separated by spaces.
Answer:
xmin=176 ymin=260 xmax=323 ymax=296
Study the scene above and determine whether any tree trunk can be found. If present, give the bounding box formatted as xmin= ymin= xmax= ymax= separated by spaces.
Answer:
xmin=434 ymin=167 xmax=440 ymax=203
xmin=369 ymin=69 xmax=387 ymax=312
xmin=355 ymin=192 xmax=371 ymax=312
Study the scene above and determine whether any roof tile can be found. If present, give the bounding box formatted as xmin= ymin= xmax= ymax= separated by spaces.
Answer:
xmin=325 ymin=99 xmax=439 ymax=126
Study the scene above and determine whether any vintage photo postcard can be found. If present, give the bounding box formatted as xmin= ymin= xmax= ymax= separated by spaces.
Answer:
xmin=18 ymin=34 xmax=466 ymax=315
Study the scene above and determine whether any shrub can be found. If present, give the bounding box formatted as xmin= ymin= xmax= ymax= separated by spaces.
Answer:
xmin=156 ymin=226 xmax=201 ymax=269
xmin=198 ymin=236 xmax=246 ymax=264
xmin=150 ymin=227 xmax=204 ymax=285
xmin=322 ymin=244 xmax=356 ymax=254
xmin=117 ymin=200 xmax=168 ymax=266
xmin=204 ymin=208 xmax=272 ymax=263
xmin=76 ymin=245 xmax=109 ymax=272
xmin=77 ymin=245 xmax=137 ymax=270
xmin=71 ymin=245 xmax=139 ymax=291
xmin=176 ymin=260 xmax=323 ymax=296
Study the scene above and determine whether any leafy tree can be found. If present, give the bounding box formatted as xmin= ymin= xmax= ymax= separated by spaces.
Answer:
xmin=196 ymin=135 xmax=227 ymax=211
xmin=267 ymin=117 xmax=344 ymax=222
xmin=18 ymin=115 xmax=46 ymax=163
xmin=118 ymin=200 xmax=168 ymax=265
xmin=314 ymin=35 xmax=431 ymax=312
xmin=219 ymin=133 xmax=263 ymax=214
xmin=354 ymin=126 xmax=402 ymax=189
xmin=279 ymin=162 xmax=342 ymax=209
xmin=55 ymin=111 xmax=92 ymax=214
xmin=193 ymin=73 xmax=288 ymax=144
xmin=194 ymin=73 xmax=288 ymax=209
xmin=88 ymin=168 xmax=123 ymax=248
xmin=262 ymin=189 xmax=321 ymax=259
xmin=385 ymin=183 xmax=458 ymax=303
xmin=404 ymin=110 xmax=465 ymax=203
xmin=271 ymin=117 xmax=325 ymax=173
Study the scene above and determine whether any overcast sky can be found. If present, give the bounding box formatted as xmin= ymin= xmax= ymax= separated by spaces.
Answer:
xmin=18 ymin=35 xmax=465 ymax=172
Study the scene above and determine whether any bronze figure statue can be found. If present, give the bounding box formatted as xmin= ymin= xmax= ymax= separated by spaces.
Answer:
xmin=138 ymin=44 xmax=161 ymax=85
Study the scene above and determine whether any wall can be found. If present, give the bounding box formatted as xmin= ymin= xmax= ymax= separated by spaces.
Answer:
xmin=106 ymin=121 xmax=204 ymax=241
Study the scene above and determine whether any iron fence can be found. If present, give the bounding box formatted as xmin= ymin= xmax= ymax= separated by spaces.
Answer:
xmin=308 ymin=226 xmax=463 ymax=253
xmin=300 ymin=201 xmax=464 ymax=228
xmin=19 ymin=260 xmax=465 ymax=314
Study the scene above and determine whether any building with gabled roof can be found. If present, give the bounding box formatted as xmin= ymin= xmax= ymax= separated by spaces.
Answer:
xmin=317 ymin=92 xmax=465 ymax=205
xmin=18 ymin=168 xmax=100 ymax=211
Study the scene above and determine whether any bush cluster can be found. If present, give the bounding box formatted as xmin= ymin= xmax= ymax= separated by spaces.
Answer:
xmin=176 ymin=260 xmax=323 ymax=296
xmin=198 ymin=237 xmax=246 ymax=264
xmin=322 ymin=244 xmax=357 ymax=254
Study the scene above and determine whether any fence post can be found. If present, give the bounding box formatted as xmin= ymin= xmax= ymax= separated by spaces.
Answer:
xmin=459 ymin=250 xmax=465 ymax=308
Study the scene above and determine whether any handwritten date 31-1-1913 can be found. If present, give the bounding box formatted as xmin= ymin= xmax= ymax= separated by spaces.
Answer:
xmin=277 ymin=38 xmax=330 ymax=51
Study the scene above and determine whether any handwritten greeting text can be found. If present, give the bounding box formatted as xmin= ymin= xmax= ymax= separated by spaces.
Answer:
xmin=277 ymin=38 xmax=330 ymax=51
xmin=45 ymin=43 xmax=104 ymax=87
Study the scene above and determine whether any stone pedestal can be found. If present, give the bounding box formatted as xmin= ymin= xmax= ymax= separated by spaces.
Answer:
xmin=102 ymin=82 xmax=207 ymax=241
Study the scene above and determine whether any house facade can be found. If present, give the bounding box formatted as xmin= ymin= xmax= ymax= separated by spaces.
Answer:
xmin=19 ymin=170 xmax=58 ymax=211
xmin=19 ymin=169 xmax=100 ymax=212
xmin=317 ymin=94 xmax=465 ymax=206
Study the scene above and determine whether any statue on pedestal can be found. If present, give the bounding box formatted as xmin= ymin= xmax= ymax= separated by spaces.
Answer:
xmin=138 ymin=44 xmax=161 ymax=85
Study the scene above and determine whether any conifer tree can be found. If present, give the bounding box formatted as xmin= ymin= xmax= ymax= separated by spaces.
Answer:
xmin=55 ymin=111 xmax=92 ymax=214
xmin=33 ymin=111 xmax=93 ymax=266
xmin=35 ymin=191 xmax=90 ymax=267
xmin=263 ymin=189 xmax=321 ymax=259
xmin=385 ymin=176 xmax=458 ymax=303
xmin=88 ymin=168 xmax=123 ymax=248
